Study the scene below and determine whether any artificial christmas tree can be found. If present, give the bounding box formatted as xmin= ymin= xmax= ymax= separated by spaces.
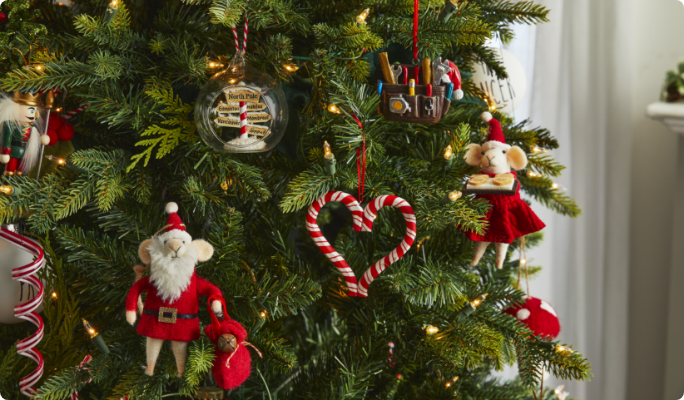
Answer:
xmin=0 ymin=0 xmax=589 ymax=399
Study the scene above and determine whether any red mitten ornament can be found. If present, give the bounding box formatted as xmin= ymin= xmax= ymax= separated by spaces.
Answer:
xmin=45 ymin=114 xmax=74 ymax=145
xmin=504 ymin=297 xmax=560 ymax=339
xmin=204 ymin=296 xmax=261 ymax=390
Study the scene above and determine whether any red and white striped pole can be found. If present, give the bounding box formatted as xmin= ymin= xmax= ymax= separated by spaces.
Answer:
xmin=239 ymin=101 xmax=248 ymax=138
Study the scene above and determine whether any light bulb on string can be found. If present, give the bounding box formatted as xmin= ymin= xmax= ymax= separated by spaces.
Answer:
xmin=356 ymin=8 xmax=370 ymax=23
xmin=470 ymin=293 xmax=488 ymax=308
xmin=527 ymin=171 xmax=539 ymax=178
xmin=51 ymin=292 xmax=58 ymax=299
xmin=445 ymin=376 xmax=459 ymax=388
xmin=425 ymin=325 xmax=439 ymax=335
xmin=259 ymin=310 xmax=268 ymax=319
xmin=46 ymin=155 xmax=67 ymax=166
xmin=327 ymin=103 xmax=341 ymax=114
xmin=0 ymin=185 xmax=18 ymax=196
xmin=323 ymin=141 xmax=336 ymax=175
xmin=283 ymin=61 xmax=299 ymax=72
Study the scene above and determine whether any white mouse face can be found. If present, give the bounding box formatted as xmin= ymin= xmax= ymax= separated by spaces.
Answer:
xmin=479 ymin=141 xmax=512 ymax=175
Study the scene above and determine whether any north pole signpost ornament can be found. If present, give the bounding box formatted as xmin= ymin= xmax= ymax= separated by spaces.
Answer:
xmin=212 ymin=87 xmax=273 ymax=142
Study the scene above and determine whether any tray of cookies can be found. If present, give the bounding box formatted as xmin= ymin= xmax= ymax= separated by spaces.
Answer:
xmin=462 ymin=173 xmax=519 ymax=196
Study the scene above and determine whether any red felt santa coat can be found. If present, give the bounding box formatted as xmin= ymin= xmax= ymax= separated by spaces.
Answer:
xmin=464 ymin=117 xmax=545 ymax=244
xmin=125 ymin=210 xmax=222 ymax=342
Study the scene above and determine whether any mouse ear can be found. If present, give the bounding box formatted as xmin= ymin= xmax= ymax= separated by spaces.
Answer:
xmin=506 ymin=146 xmax=528 ymax=170
xmin=138 ymin=239 xmax=153 ymax=265
xmin=464 ymin=143 xmax=483 ymax=166
xmin=192 ymin=239 xmax=214 ymax=262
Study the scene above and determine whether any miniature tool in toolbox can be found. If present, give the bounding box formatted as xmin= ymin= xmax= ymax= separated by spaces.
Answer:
xmin=376 ymin=52 xmax=463 ymax=124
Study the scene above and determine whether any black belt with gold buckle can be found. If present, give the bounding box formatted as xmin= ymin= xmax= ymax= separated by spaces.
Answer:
xmin=143 ymin=307 xmax=198 ymax=324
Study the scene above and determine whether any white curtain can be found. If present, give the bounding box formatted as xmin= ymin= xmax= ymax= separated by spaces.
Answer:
xmin=503 ymin=0 xmax=633 ymax=399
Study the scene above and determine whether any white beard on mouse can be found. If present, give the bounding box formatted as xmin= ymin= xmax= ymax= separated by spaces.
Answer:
xmin=147 ymin=229 xmax=197 ymax=302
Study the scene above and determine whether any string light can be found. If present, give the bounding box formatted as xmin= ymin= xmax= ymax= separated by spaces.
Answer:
xmin=0 ymin=185 xmax=17 ymax=196
xmin=425 ymin=325 xmax=439 ymax=335
xmin=527 ymin=171 xmax=539 ymax=178
xmin=207 ymin=60 xmax=224 ymax=69
xmin=228 ymin=78 xmax=238 ymax=84
xmin=441 ymin=191 xmax=461 ymax=204
xmin=104 ymin=0 xmax=119 ymax=25
xmin=82 ymin=318 xmax=109 ymax=354
xmin=323 ymin=141 xmax=336 ymax=175
xmin=259 ymin=310 xmax=268 ymax=319
xmin=531 ymin=146 xmax=547 ymax=153
xmin=356 ymin=8 xmax=370 ymax=23
xmin=484 ymin=94 xmax=497 ymax=112
xmin=283 ymin=62 xmax=299 ymax=72
xmin=445 ymin=376 xmax=459 ymax=387
xmin=54 ymin=107 xmax=63 ymax=113
xmin=555 ymin=344 xmax=574 ymax=356
xmin=448 ymin=191 xmax=461 ymax=201
xmin=554 ymin=385 xmax=564 ymax=395
xmin=520 ymin=258 xmax=527 ymax=265
xmin=221 ymin=178 xmax=232 ymax=191
xmin=443 ymin=144 xmax=454 ymax=160
xmin=551 ymin=183 xmax=559 ymax=190
xmin=470 ymin=293 xmax=488 ymax=308
xmin=51 ymin=292 xmax=58 ymax=299
xmin=327 ymin=103 xmax=341 ymax=114
xmin=46 ymin=155 xmax=66 ymax=166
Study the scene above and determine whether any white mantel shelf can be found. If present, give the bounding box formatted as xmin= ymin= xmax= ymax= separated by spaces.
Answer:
xmin=647 ymin=102 xmax=684 ymax=134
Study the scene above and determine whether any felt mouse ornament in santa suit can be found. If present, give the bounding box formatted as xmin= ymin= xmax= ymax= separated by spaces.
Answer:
xmin=503 ymin=296 xmax=561 ymax=339
xmin=463 ymin=112 xmax=545 ymax=269
xmin=125 ymin=202 xmax=224 ymax=377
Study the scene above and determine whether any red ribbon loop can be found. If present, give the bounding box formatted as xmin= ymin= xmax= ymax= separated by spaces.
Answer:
xmin=351 ymin=114 xmax=366 ymax=202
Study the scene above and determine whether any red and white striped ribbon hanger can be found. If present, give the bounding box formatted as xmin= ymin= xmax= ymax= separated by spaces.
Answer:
xmin=0 ymin=227 xmax=45 ymax=397
xmin=62 ymin=104 xmax=89 ymax=121
xmin=232 ymin=14 xmax=249 ymax=139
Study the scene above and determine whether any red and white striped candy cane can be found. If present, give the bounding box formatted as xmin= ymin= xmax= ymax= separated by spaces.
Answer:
xmin=63 ymin=104 xmax=89 ymax=121
xmin=0 ymin=227 xmax=45 ymax=397
xmin=306 ymin=192 xmax=416 ymax=297
xmin=306 ymin=191 xmax=364 ymax=296
xmin=70 ymin=355 xmax=93 ymax=400
xmin=357 ymin=195 xmax=416 ymax=297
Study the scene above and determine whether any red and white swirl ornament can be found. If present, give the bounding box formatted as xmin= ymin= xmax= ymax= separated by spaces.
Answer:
xmin=0 ymin=227 xmax=45 ymax=397
xmin=306 ymin=191 xmax=416 ymax=297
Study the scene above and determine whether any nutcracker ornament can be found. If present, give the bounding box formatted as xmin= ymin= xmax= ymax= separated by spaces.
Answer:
xmin=463 ymin=112 xmax=545 ymax=269
xmin=0 ymin=91 xmax=50 ymax=176
xmin=125 ymin=202 xmax=224 ymax=376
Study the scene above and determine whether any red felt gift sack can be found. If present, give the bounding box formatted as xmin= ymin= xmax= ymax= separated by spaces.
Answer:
xmin=204 ymin=295 xmax=261 ymax=390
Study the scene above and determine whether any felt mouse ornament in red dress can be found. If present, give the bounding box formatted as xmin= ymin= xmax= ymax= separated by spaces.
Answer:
xmin=503 ymin=296 xmax=561 ymax=339
xmin=125 ymin=202 xmax=224 ymax=376
xmin=463 ymin=112 xmax=545 ymax=269
xmin=204 ymin=295 xmax=262 ymax=390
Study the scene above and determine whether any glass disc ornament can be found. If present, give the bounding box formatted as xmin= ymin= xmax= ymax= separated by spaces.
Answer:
xmin=195 ymin=55 xmax=288 ymax=153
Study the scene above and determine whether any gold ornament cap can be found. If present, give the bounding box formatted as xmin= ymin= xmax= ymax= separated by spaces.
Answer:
xmin=13 ymin=91 xmax=41 ymax=107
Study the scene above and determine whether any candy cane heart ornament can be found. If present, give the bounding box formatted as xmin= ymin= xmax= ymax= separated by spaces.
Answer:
xmin=306 ymin=191 xmax=416 ymax=297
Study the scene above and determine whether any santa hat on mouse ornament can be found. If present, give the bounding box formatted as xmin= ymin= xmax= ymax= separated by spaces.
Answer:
xmin=125 ymin=202 xmax=225 ymax=377
xmin=504 ymin=296 xmax=561 ymax=339
xmin=462 ymin=112 xmax=546 ymax=269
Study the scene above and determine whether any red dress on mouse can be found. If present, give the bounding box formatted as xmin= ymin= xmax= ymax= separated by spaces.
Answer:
xmin=464 ymin=170 xmax=545 ymax=244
